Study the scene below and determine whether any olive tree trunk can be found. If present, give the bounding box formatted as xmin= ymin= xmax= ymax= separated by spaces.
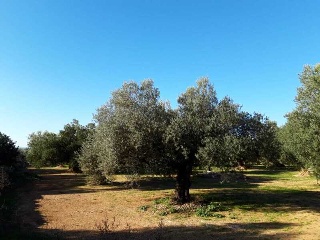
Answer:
xmin=175 ymin=164 xmax=192 ymax=203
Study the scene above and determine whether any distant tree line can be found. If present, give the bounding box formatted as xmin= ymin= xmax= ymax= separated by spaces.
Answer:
xmin=26 ymin=119 xmax=94 ymax=172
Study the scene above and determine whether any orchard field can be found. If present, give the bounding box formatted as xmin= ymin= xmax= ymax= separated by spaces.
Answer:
xmin=1 ymin=2 xmax=320 ymax=239
xmin=11 ymin=166 xmax=320 ymax=240
xmin=2 ymin=65 xmax=320 ymax=239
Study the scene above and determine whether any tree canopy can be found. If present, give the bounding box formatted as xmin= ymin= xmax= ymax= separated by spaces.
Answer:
xmin=79 ymin=80 xmax=171 ymax=184
xmin=78 ymin=78 xmax=279 ymax=202
xmin=27 ymin=120 xmax=94 ymax=170
xmin=0 ymin=132 xmax=19 ymax=167
xmin=280 ymin=64 xmax=320 ymax=181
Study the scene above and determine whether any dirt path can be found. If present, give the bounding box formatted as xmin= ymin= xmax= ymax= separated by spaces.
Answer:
xmin=18 ymin=167 xmax=166 ymax=239
xmin=17 ymin=168 xmax=90 ymax=230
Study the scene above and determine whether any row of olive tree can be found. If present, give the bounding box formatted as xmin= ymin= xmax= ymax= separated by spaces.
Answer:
xmin=78 ymin=78 xmax=280 ymax=202
xmin=279 ymin=64 xmax=320 ymax=183
xmin=26 ymin=120 xmax=94 ymax=171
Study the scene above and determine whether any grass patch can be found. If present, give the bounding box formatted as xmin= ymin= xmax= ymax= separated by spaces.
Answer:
xmin=152 ymin=197 xmax=178 ymax=216
xmin=195 ymin=202 xmax=227 ymax=217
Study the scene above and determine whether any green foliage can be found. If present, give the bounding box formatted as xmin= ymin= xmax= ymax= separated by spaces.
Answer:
xmin=154 ymin=197 xmax=171 ymax=205
xmin=257 ymin=120 xmax=282 ymax=167
xmin=153 ymin=197 xmax=178 ymax=216
xmin=59 ymin=120 xmax=94 ymax=171
xmin=166 ymin=78 xmax=218 ymax=202
xmin=281 ymin=64 xmax=320 ymax=181
xmin=199 ymin=98 xmax=280 ymax=171
xmin=166 ymin=78 xmax=218 ymax=165
xmin=78 ymin=80 xmax=171 ymax=183
xmin=0 ymin=132 xmax=25 ymax=194
xmin=27 ymin=120 xmax=94 ymax=169
xmin=77 ymin=134 xmax=106 ymax=184
xmin=0 ymin=132 xmax=19 ymax=167
xmin=277 ymin=124 xmax=301 ymax=167
xmin=26 ymin=131 xmax=60 ymax=167
xmin=195 ymin=202 xmax=226 ymax=218
xmin=198 ymin=97 xmax=242 ymax=171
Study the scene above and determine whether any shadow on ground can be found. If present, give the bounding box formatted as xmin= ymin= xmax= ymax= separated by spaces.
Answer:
xmin=195 ymin=188 xmax=320 ymax=213
xmin=9 ymin=221 xmax=298 ymax=240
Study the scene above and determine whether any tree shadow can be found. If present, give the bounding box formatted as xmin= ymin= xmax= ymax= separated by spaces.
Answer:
xmin=136 ymin=172 xmax=275 ymax=191
xmin=245 ymin=165 xmax=298 ymax=175
xmin=19 ymin=221 xmax=298 ymax=240
xmin=196 ymin=188 xmax=320 ymax=213
xmin=27 ymin=167 xmax=295 ymax=195
xmin=2 ymin=168 xmax=95 ymax=236
xmin=28 ymin=168 xmax=127 ymax=195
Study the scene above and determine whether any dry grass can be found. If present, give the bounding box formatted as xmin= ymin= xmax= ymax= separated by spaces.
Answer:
xmin=15 ymin=166 xmax=320 ymax=239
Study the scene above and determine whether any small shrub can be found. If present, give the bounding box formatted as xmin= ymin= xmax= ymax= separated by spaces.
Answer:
xmin=196 ymin=202 xmax=227 ymax=217
xmin=207 ymin=202 xmax=227 ymax=211
xmin=157 ymin=206 xmax=178 ymax=216
xmin=86 ymin=174 xmax=106 ymax=185
xmin=95 ymin=215 xmax=166 ymax=240
xmin=153 ymin=197 xmax=176 ymax=216
xmin=95 ymin=215 xmax=119 ymax=235
xmin=196 ymin=206 xmax=212 ymax=217
xmin=138 ymin=205 xmax=149 ymax=211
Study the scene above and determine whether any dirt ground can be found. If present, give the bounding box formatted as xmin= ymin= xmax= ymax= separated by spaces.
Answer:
xmin=17 ymin=167 xmax=320 ymax=240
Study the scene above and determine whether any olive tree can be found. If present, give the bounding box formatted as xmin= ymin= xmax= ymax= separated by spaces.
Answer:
xmin=78 ymin=80 xmax=171 ymax=183
xmin=0 ymin=132 xmax=23 ymax=192
xmin=281 ymin=64 xmax=320 ymax=182
xmin=0 ymin=132 xmax=19 ymax=167
xmin=27 ymin=120 xmax=93 ymax=168
xmin=165 ymin=78 xmax=218 ymax=202
xmin=26 ymin=131 xmax=60 ymax=167
xmin=79 ymin=78 xmax=281 ymax=201
xmin=59 ymin=120 xmax=95 ymax=171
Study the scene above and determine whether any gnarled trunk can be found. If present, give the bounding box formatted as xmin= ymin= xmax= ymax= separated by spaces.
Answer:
xmin=175 ymin=164 xmax=192 ymax=203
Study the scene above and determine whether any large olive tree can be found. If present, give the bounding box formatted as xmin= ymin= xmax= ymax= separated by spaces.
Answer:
xmin=165 ymin=78 xmax=218 ymax=202
xmin=79 ymin=78 xmax=280 ymax=201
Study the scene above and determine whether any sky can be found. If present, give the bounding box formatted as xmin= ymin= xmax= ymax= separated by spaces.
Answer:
xmin=1 ymin=0 xmax=319 ymax=148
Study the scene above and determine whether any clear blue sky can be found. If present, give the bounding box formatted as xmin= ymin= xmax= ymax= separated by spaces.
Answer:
xmin=1 ymin=0 xmax=319 ymax=147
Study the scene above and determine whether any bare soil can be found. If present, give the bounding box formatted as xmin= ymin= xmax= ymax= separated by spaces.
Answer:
xmin=17 ymin=167 xmax=320 ymax=240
